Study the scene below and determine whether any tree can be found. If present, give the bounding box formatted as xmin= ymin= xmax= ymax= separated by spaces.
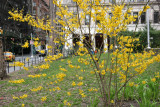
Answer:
xmin=0 ymin=29 xmax=6 ymax=80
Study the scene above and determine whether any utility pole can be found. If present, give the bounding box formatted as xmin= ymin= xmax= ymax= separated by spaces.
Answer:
xmin=0 ymin=27 xmax=6 ymax=80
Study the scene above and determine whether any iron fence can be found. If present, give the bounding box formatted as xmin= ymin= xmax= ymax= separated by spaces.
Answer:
xmin=6 ymin=56 xmax=44 ymax=73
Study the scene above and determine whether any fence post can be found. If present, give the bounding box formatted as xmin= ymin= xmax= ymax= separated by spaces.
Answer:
xmin=14 ymin=60 xmax=15 ymax=71
xmin=28 ymin=59 xmax=29 ymax=67
xmin=38 ymin=56 xmax=39 ymax=64
xmin=8 ymin=61 xmax=9 ymax=73
xmin=24 ymin=58 xmax=25 ymax=67
xmin=19 ymin=59 xmax=21 ymax=70
xmin=32 ymin=58 xmax=33 ymax=65
xmin=35 ymin=56 xmax=36 ymax=64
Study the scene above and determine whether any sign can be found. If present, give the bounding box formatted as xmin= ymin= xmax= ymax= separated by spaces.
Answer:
xmin=30 ymin=40 xmax=34 ymax=45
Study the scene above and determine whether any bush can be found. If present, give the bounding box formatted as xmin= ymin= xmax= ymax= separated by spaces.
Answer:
xmin=119 ymin=26 xmax=160 ymax=52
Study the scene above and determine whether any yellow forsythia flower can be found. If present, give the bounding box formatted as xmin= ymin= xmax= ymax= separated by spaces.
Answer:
xmin=101 ymin=70 xmax=106 ymax=75
xmin=111 ymin=100 xmax=114 ymax=103
xmin=79 ymin=77 xmax=83 ymax=80
xmin=151 ymin=78 xmax=156 ymax=82
xmin=41 ymin=96 xmax=47 ymax=101
xmin=142 ymin=81 xmax=146 ymax=84
xmin=72 ymin=82 xmax=76 ymax=86
xmin=22 ymin=41 xmax=29 ymax=48
xmin=67 ymin=92 xmax=71 ymax=96
xmin=9 ymin=79 xmax=25 ymax=84
xmin=129 ymin=82 xmax=134 ymax=87
xmin=23 ymin=67 xmax=29 ymax=71
xmin=77 ymin=82 xmax=83 ymax=86
xmin=22 ymin=104 xmax=25 ymax=107
xmin=12 ymin=95 xmax=19 ymax=100
xmin=19 ymin=94 xmax=28 ymax=99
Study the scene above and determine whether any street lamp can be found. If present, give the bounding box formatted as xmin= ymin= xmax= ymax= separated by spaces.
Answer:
xmin=20 ymin=33 xmax=24 ymax=62
xmin=147 ymin=4 xmax=151 ymax=49
xmin=30 ymin=33 xmax=34 ymax=58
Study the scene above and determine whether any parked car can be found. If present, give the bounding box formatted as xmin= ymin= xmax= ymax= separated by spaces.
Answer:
xmin=4 ymin=52 xmax=15 ymax=61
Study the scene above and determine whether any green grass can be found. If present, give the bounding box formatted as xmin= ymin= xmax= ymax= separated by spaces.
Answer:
xmin=0 ymin=54 xmax=160 ymax=107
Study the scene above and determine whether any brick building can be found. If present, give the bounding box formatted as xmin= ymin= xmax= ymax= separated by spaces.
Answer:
xmin=32 ymin=0 xmax=50 ymax=50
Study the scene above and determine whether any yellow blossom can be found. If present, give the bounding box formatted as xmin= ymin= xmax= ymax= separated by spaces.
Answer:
xmin=67 ymin=92 xmax=71 ymax=96
xmin=72 ymin=82 xmax=76 ymax=86
xmin=151 ymin=78 xmax=156 ymax=82
xmin=9 ymin=79 xmax=25 ymax=84
xmin=111 ymin=100 xmax=114 ymax=103
xmin=79 ymin=77 xmax=83 ymax=80
xmin=101 ymin=70 xmax=106 ymax=75
xmin=41 ymin=96 xmax=47 ymax=101
xmin=129 ymin=82 xmax=134 ymax=87
xmin=22 ymin=104 xmax=25 ymax=107
xmin=77 ymin=82 xmax=83 ymax=86
xmin=142 ymin=81 xmax=146 ymax=84
xmin=19 ymin=94 xmax=28 ymax=99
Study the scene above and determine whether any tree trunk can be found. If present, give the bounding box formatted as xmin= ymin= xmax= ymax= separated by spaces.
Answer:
xmin=0 ymin=37 xmax=7 ymax=80
xmin=49 ymin=0 xmax=56 ymax=55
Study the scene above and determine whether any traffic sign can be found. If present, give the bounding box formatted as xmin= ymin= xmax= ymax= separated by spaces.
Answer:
xmin=30 ymin=40 xmax=34 ymax=45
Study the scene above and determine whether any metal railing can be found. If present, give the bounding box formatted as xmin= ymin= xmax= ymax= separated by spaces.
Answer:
xmin=6 ymin=56 xmax=44 ymax=73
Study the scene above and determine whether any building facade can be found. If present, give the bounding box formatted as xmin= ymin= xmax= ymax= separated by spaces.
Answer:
xmin=60 ymin=0 xmax=160 ymax=53
xmin=32 ymin=0 xmax=49 ymax=51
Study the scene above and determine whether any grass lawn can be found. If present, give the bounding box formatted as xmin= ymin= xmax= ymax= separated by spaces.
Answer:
xmin=0 ymin=53 xmax=160 ymax=107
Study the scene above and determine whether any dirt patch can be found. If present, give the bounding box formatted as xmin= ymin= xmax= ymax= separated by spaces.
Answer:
xmin=117 ymin=100 xmax=139 ymax=107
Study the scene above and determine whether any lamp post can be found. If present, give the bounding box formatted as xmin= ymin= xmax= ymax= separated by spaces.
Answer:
xmin=147 ymin=5 xmax=151 ymax=49
xmin=20 ymin=33 xmax=24 ymax=62
xmin=31 ymin=33 xmax=34 ymax=58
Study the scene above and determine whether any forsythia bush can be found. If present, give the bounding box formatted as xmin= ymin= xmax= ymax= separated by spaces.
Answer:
xmin=7 ymin=0 xmax=160 ymax=106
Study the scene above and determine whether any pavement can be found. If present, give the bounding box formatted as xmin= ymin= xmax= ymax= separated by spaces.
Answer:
xmin=6 ymin=54 xmax=45 ymax=73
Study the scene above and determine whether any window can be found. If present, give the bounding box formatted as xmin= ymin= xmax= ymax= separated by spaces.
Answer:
xmin=33 ymin=2 xmax=36 ymax=6
xmin=133 ymin=12 xmax=138 ymax=24
xmin=83 ymin=34 xmax=91 ymax=48
xmin=85 ymin=15 xmax=90 ymax=25
xmin=137 ymin=0 xmax=144 ymax=2
xmin=96 ymin=13 xmax=100 ymax=24
xmin=109 ymin=0 xmax=115 ymax=4
xmin=71 ymin=0 xmax=76 ymax=4
xmin=154 ymin=12 xmax=159 ymax=23
xmin=141 ymin=12 xmax=146 ymax=24
xmin=127 ymin=0 xmax=134 ymax=2
xmin=109 ymin=13 xmax=113 ymax=19
xmin=33 ymin=9 xmax=36 ymax=15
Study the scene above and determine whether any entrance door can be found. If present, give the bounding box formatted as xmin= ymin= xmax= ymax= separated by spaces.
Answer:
xmin=95 ymin=33 xmax=104 ymax=52
xmin=73 ymin=34 xmax=80 ymax=53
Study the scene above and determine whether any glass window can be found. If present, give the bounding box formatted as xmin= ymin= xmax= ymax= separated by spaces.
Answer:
xmin=71 ymin=0 xmax=76 ymax=4
xmin=109 ymin=13 xmax=113 ymax=19
xmin=137 ymin=0 xmax=144 ymax=2
xmin=85 ymin=15 xmax=90 ymax=25
xmin=133 ymin=12 xmax=138 ymax=24
xmin=154 ymin=12 xmax=159 ymax=23
xmin=109 ymin=0 xmax=115 ymax=4
xmin=141 ymin=12 xmax=146 ymax=24
xmin=127 ymin=0 xmax=134 ymax=2
xmin=96 ymin=13 xmax=100 ymax=24
xmin=4 ymin=53 xmax=11 ymax=55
